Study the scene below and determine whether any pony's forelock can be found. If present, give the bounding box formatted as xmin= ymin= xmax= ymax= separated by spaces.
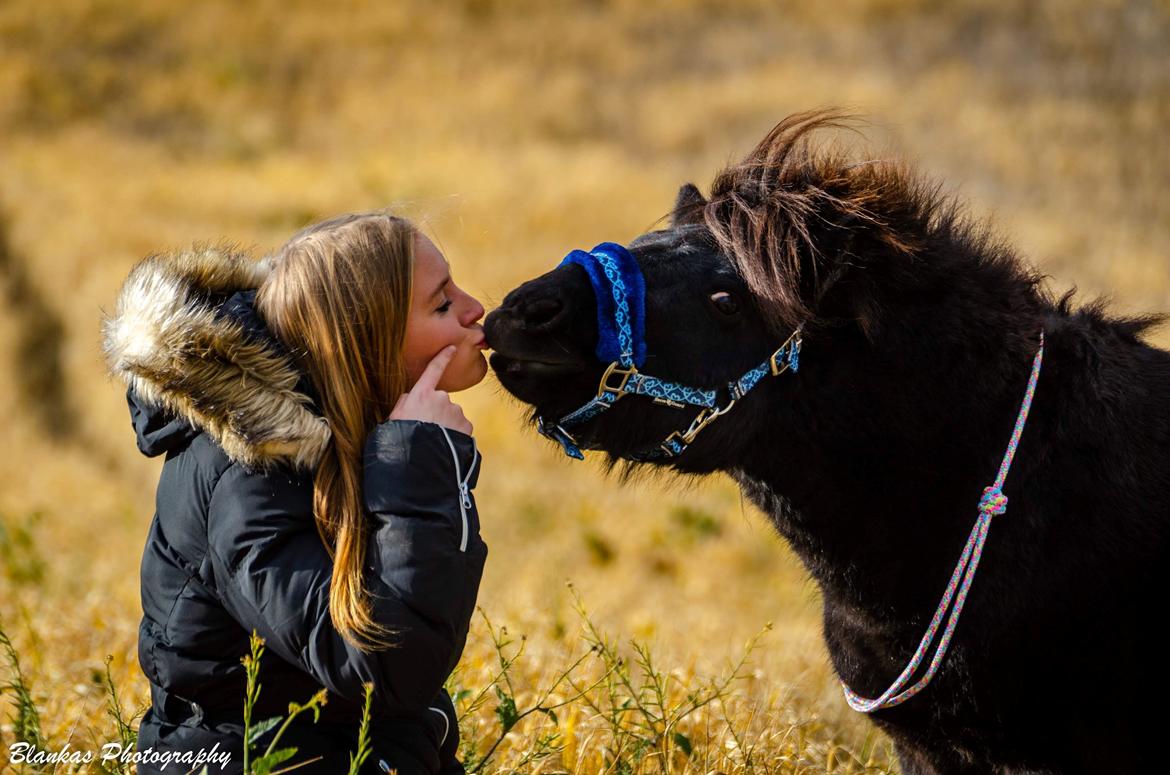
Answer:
xmin=701 ymin=109 xmax=935 ymax=334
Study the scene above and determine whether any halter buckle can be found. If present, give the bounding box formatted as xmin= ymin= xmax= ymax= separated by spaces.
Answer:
xmin=676 ymin=401 xmax=737 ymax=448
xmin=598 ymin=361 xmax=637 ymax=397
xmin=537 ymin=417 xmax=585 ymax=460
xmin=659 ymin=431 xmax=688 ymax=457
xmin=769 ymin=331 xmax=803 ymax=376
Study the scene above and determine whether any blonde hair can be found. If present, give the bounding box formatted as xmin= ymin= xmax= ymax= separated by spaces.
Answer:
xmin=255 ymin=210 xmax=415 ymax=652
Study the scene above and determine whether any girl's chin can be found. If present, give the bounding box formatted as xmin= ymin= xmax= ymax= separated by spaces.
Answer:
xmin=445 ymin=351 xmax=489 ymax=392
xmin=470 ymin=351 xmax=489 ymax=385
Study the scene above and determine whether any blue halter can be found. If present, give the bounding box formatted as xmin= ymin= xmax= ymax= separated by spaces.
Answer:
xmin=537 ymin=242 xmax=802 ymax=461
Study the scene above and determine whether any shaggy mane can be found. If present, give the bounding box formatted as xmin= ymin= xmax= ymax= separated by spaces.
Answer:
xmin=693 ymin=111 xmax=1039 ymax=337
xmin=693 ymin=109 xmax=1165 ymax=341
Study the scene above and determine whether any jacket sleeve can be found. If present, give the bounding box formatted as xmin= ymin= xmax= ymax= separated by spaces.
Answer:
xmin=363 ymin=420 xmax=487 ymax=678
xmin=205 ymin=418 xmax=487 ymax=715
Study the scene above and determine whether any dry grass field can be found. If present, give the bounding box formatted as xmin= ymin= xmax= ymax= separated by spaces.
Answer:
xmin=1 ymin=1 xmax=1168 ymax=772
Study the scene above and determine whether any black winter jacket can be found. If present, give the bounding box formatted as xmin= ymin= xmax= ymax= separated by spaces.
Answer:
xmin=102 ymin=246 xmax=487 ymax=775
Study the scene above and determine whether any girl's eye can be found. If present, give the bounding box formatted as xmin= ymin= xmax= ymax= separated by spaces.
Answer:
xmin=436 ymin=298 xmax=453 ymax=314
xmin=709 ymin=291 xmax=739 ymax=316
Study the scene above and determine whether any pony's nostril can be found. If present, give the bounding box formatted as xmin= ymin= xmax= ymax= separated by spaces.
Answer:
xmin=522 ymin=298 xmax=564 ymax=328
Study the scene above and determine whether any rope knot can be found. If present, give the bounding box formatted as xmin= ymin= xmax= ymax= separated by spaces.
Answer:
xmin=978 ymin=486 xmax=1008 ymax=517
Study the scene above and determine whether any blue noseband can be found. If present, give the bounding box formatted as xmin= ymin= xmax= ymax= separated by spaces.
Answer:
xmin=559 ymin=242 xmax=648 ymax=369
xmin=537 ymin=242 xmax=802 ymax=461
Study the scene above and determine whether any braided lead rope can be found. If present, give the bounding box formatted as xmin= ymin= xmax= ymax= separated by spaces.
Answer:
xmin=843 ymin=330 xmax=1046 ymax=713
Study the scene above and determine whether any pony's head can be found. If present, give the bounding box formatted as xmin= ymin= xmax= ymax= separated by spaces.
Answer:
xmin=485 ymin=110 xmax=1048 ymax=469
xmin=486 ymin=218 xmax=780 ymax=467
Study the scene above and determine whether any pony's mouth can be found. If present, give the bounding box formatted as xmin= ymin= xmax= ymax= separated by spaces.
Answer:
xmin=489 ymin=351 xmax=584 ymax=377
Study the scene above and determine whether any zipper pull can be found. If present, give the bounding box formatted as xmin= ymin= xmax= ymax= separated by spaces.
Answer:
xmin=459 ymin=482 xmax=472 ymax=511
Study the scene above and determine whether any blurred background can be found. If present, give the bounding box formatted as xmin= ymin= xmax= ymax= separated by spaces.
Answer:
xmin=1 ymin=0 xmax=1167 ymax=771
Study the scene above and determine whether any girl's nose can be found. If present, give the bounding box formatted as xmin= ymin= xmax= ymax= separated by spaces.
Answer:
xmin=463 ymin=296 xmax=485 ymax=327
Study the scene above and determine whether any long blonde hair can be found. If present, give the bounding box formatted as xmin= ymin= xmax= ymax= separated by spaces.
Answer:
xmin=255 ymin=210 xmax=415 ymax=652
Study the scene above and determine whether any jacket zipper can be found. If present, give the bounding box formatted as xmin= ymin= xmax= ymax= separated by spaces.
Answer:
xmin=428 ymin=705 xmax=451 ymax=745
xmin=439 ymin=426 xmax=479 ymax=552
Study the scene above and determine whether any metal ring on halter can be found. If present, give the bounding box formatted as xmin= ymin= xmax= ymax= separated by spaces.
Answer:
xmin=597 ymin=362 xmax=637 ymax=397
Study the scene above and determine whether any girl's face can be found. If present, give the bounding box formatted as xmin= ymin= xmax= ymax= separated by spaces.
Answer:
xmin=402 ymin=234 xmax=488 ymax=392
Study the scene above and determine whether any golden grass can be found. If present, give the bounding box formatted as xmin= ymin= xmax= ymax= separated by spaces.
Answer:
xmin=0 ymin=0 xmax=1167 ymax=772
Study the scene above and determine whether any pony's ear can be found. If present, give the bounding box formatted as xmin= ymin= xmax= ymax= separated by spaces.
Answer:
xmin=670 ymin=183 xmax=708 ymax=227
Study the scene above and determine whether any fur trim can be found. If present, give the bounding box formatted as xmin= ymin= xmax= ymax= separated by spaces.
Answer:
xmin=102 ymin=244 xmax=331 ymax=471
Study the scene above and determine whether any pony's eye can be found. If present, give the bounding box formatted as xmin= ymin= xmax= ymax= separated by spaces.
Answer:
xmin=709 ymin=291 xmax=739 ymax=316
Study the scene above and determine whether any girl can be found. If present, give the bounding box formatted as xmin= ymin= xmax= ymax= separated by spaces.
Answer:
xmin=102 ymin=211 xmax=489 ymax=774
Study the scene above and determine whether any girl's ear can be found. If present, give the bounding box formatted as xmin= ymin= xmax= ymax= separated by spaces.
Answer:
xmin=670 ymin=183 xmax=708 ymax=227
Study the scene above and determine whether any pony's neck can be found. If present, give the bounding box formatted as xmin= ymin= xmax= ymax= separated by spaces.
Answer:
xmin=725 ymin=254 xmax=1050 ymax=619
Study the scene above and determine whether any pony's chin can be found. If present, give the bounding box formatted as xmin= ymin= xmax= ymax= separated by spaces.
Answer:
xmin=489 ymin=352 xmax=595 ymax=411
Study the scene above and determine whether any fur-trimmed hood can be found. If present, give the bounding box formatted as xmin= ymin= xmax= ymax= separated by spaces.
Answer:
xmin=101 ymin=245 xmax=330 ymax=471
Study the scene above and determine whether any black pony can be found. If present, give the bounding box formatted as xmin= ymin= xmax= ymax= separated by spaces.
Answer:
xmin=484 ymin=111 xmax=1170 ymax=774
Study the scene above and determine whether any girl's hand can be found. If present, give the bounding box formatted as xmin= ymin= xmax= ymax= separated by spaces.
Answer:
xmin=389 ymin=345 xmax=473 ymax=435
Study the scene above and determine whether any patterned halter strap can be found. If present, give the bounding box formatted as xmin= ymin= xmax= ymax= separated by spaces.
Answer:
xmin=536 ymin=242 xmax=802 ymax=461
xmin=842 ymin=330 xmax=1046 ymax=712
